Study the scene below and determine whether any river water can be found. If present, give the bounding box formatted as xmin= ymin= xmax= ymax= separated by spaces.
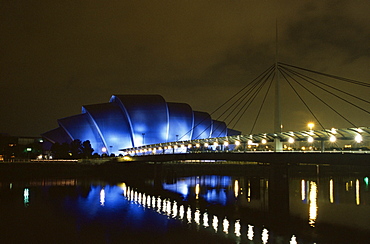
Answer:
xmin=0 ymin=163 xmax=369 ymax=243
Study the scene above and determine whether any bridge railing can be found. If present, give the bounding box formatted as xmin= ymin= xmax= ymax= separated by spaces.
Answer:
xmin=120 ymin=127 xmax=369 ymax=157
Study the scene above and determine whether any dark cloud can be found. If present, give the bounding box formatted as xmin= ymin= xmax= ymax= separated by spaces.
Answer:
xmin=1 ymin=0 xmax=369 ymax=136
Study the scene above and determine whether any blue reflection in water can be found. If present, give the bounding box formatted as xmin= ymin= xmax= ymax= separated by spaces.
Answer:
xmin=206 ymin=189 xmax=227 ymax=205
xmin=163 ymin=175 xmax=231 ymax=205
xmin=3 ymin=171 xmax=368 ymax=244
xmin=163 ymin=180 xmax=189 ymax=197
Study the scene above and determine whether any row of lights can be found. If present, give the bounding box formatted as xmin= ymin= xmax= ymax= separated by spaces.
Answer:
xmin=123 ymin=124 xmax=365 ymax=154
xmin=127 ymin=134 xmax=363 ymax=154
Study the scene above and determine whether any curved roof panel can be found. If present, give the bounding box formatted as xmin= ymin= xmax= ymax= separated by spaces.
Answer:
xmin=82 ymin=103 xmax=134 ymax=155
xmin=111 ymin=95 xmax=169 ymax=146
xmin=211 ymin=120 xmax=227 ymax=138
xmin=167 ymin=102 xmax=194 ymax=141
xmin=192 ymin=111 xmax=212 ymax=140
xmin=58 ymin=114 xmax=105 ymax=154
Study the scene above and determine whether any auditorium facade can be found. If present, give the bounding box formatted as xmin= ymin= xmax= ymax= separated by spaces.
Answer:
xmin=42 ymin=95 xmax=239 ymax=155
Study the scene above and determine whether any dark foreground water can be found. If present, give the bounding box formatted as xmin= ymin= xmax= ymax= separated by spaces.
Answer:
xmin=0 ymin=163 xmax=369 ymax=243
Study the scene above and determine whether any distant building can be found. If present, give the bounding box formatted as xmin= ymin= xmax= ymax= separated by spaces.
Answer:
xmin=0 ymin=134 xmax=43 ymax=161
xmin=42 ymin=95 xmax=240 ymax=155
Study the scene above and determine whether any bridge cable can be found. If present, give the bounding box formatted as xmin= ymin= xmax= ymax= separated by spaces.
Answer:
xmin=279 ymin=67 xmax=344 ymax=148
xmin=279 ymin=67 xmax=358 ymax=128
xmin=279 ymin=62 xmax=370 ymax=88
xmin=278 ymin=68 xmax=327 ymax=133
xmin=216 ymin=67 xmax=275 ymax=135
xmin=196 ymin=72 xmax=269 ymax=139
xmin=177 ymin=64 xmax=275 ymax=141
xmin=279 ymin=65 xmax=370 ymax=115
xmin=227 ymin=69 xmax=275 ymax=132
xmin=280 ymin=65 xmax=370 ymax=105
xmin=213 ymin=71 xmax=269 ymax=126
xmin=213 ymin=70 xmax=274 ymax=138
xmin=249 ymin=72 xmax=275 ymax=134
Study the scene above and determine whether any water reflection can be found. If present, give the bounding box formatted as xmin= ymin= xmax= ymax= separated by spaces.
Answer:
xmin=356 ymin=179 xmax=360 ymax=205
xmin=261 ymin=228 xmax=269 ymax=244
xmin=308 ymin=181 xmax=318 ymax=227
xmin=290 ymin=235 xmax=297 ymax=244
xmin=223 ymin=217 xmax=229 ymax=234
xmin=301 ymin=179 xmax=306 ymax=201
xmin=234 ymin=219 xmax=241 ymax=237
xmin=329 ymin=179 xmax=334 ymax=203
xmin=1 ymin=167 xmax=369 ymax=244
xmin=203 ymin=212 xmax=209 ymax=228
xmin=212 ymin=215 xmax=218 ymax=232
xmin=247 ymin=224 xmax=254 ymax=241
xmin=100 ymin=188 xmax=105 ymax=206
xmin=126 ymin=182 xmax=252 ymax=239
xmin=23 ymin=188 xmax=29 ymax=207
xmin=163 ymin=175 xmax=232 ymax=205
xmin=234 ymin=180 xmax=239 ymax=198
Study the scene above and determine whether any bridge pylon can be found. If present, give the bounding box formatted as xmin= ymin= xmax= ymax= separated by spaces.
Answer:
xmin=274 ymin=28 xmax=282 ymax=152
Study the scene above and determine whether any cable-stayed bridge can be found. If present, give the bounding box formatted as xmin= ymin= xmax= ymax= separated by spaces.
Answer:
xmin=120 ymin=63 xmax=369 ymax=163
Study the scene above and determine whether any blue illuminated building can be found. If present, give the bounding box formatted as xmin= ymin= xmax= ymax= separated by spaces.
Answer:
xmin=42 ymin=95 xmax=239 ymax=155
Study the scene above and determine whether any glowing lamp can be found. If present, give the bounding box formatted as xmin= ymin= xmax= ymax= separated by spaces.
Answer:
xmin=329 ymin=135 xmax=336 ymax=142
xmin=355 ymin=134 xmax=362 ymax=143
xmin=307 ymin=123 xmax=314 ymax=130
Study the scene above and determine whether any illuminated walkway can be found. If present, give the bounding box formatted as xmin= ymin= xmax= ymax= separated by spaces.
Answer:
xmin=120 ymin=126 xmax=369 ymax=162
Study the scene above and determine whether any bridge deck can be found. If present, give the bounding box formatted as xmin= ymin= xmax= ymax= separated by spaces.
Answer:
xmin=126 ymin=151 xmax=369 ymax=165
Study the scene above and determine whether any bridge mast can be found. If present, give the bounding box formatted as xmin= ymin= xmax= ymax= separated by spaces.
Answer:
xmin=274 ymin=19 xmax=283 ymax=152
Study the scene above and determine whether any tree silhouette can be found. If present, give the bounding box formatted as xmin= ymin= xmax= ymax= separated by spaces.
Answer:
xmin=81 ymin=140 xmax=94 ymax=158
xmin=70 ymin=139 xmax=82 ymax=158
xmin=51 ymin=142 xmax=70 ymax=159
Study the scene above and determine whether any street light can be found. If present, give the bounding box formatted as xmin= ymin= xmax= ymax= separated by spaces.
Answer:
xmin=307 ymin=122 xmax=315 ymax=130
xmin=355 ymin=134 xmax=363 ymax=143
xmin=329 ymin=135 xmax=336 ymax=142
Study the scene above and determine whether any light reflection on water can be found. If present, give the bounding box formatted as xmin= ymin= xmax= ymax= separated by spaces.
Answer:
xmin=1 ymin=168 xmax=369 ymax=243
xmin=308 ymin=181 xmax=318 ymax=227
xmin=122 ymin=181 xmax=269 ymax=243
xmin=162 ymin=174 xmax=369 ymax=234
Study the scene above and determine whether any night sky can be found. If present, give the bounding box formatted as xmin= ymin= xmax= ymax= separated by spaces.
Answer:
xmin=1 ymin=1 xmax=369 ymax=137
